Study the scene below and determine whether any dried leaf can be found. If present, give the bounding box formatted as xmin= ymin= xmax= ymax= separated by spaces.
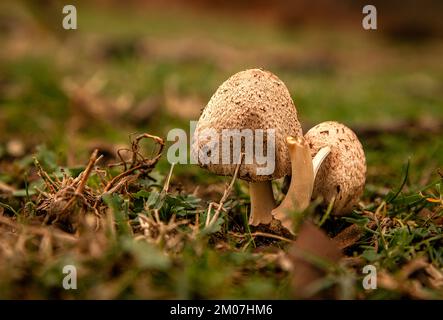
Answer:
xmin=289 ymin=221 xmax=342 ymax=299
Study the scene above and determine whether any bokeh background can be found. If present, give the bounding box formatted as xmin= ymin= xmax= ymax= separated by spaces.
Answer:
xmin=1 ymin=0 xmax=442 ymax=201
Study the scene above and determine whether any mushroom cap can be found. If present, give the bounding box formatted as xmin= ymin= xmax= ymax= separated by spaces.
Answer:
xmin=192 ymin=68 xmax=302 ymax=182
xmin=304 ymin=121 xmax=366 ymax=215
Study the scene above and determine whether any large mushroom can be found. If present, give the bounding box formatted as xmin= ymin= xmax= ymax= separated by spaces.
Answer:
xmin=272 ymin=121 xmax=366 ymax=233
xmin=191 ymin=68 xmax=303 ymax=226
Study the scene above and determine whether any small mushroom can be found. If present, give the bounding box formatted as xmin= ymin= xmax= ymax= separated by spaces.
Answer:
xmin=272 ymin=121 xmax=366 ymax=233
xmin=192 ymin=68 xmax=303 ymax=226
xmin=305 ymin=121 xmax=366 ymax=215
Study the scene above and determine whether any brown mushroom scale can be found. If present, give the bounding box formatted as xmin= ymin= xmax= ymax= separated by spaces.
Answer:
xmin=192 ymin=68 xmax=302 ymax=226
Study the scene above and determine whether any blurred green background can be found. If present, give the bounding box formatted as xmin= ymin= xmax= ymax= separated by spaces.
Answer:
xmin=0 ymin=0 xmax=442 ymax=190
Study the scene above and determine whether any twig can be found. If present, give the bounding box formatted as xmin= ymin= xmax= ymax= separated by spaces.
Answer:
xmin=76 ymin=149 xmax=100 ymax=194
xmin=163 ymin=163 xmax=176 ymax=193
xmin=34 ymin=158 xmax=58 ymax=192
xmin=59 ymin=149 xmax=100 ymax=215
xmin=0 ymin=216 xmax=78 ymax=243
xmin=206 ymin=153 xmax=244 ymax=228
xmin=229 ymin=231 xmax=293 ymax=243
xmin=0 ymin=181 xmax=16 ymax=194
xmin=205 ymin=202 xmax=214 ymax=227
xmin=103 ymin=134 xmax=164 ymax=193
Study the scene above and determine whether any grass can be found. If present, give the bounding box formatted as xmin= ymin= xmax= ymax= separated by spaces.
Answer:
xmin=0 ymin=2 xmax=442 ymax=299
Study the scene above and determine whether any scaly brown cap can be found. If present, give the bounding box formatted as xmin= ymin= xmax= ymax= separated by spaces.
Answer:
xmin=305 ymin=121 xmax=366 ymax=214
xmin=192 ymin=68 xmax=302 ymax=181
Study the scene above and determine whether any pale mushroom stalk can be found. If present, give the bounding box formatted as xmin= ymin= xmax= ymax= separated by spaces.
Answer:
xmin=248 ymin=181 xmax=276 ymax=226
xmin=271 ymin=136 xmax=330 ymax=233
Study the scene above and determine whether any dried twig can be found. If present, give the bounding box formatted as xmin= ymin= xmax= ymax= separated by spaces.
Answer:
xmin=34 ymin=158 xmax=58 ymax=192
xmin=137 ymin=212 xmax=188 ymax=247
xmin=103 ymin=134 xmax=164 ymax=193
xmin=229 ymin=231 xmax=293 ymax=243
xmin=206 ymin=153 xmax=244 ymax=229
xmin=0 ymin=181 xmax=16 ymax=194
xmin=59 ymin=149 xmax=100 ymax=216
xmin=0 ymin=216 xmax=78 ymax=243
xmin=163 ymin=163 xmax=176 ymax=193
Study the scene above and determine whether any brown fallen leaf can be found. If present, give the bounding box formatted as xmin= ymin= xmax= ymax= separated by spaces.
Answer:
xmin=333 ymin=221 xmax=377 ymax=250
xmin=289 ymin=221 xmax=342 ymax=299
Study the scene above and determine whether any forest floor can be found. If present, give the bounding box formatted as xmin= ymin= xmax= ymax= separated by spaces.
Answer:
xmin=0 ymin=2 xmax=442 ymax=299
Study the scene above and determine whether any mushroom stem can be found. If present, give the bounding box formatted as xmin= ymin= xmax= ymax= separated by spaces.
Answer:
xmin=271 ymin=137 xmax=330 ymax=234
xmin=249 ymin=181 xmax=276 ymax=226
